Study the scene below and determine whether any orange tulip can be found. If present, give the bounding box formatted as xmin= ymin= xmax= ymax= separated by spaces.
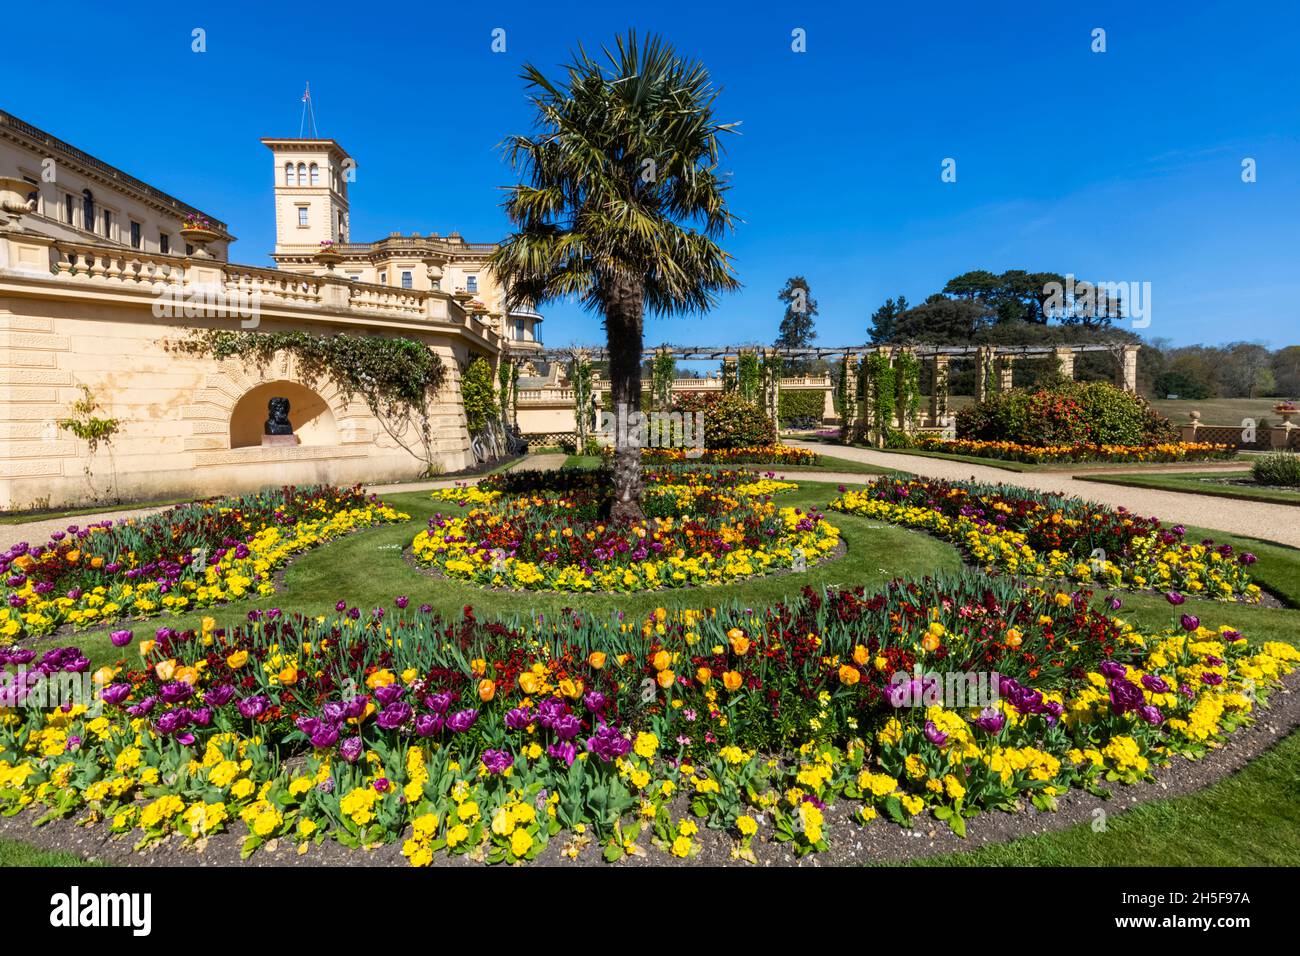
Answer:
xmin=838 ymin=665 xmax=860 ymax=686
xmin=478 ymin=679 xmax=496 ymax=702
xmin=656 ymin=669 xmax=676 ymax=689
xmin=695 ymin=667 xmax=712 ymax=685
xmin=588 ymin=651 xmax=607 ymax=670
xmin=722 ymin=671 xmax=743 ymax=692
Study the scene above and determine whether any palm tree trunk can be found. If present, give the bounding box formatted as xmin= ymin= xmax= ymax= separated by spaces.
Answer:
xmin=605 ymin=274 xmax=645 ymax=522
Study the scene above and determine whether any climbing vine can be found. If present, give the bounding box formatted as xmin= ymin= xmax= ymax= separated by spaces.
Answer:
xmin=864 ymin=352 xmax=896 ymax=445
xmin=58 ymin=384 xmax=121 ymax=501
xmin=895 ymin=350 xmax=921 ymax=432
xmin=570 ymin=354 xmax=595 ymax=451
xmin=461 ymin=357 xmax=500 ymax=437
xmin=737 ymin=352 xmax=762 ymax=403
xmin=497 ymin=360 xmax=518 ymax=425
xmin=176 ymin=328 xmax=447 ymax=473
xmin=651 ymin=351 xmax=677 ymax=411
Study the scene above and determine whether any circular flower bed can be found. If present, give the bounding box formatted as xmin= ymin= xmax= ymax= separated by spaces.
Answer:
xmin=412 ymin=468 xmax=839 ymax=592
xmin=0 ymin=487 xmax=408 ymax=641
xmin=831 ymin=478 xmax=1260 ymax=601
xmin=1 ymin=573 xmax=1295 ymax=865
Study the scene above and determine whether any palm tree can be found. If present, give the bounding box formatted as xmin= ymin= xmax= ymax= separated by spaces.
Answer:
xmin=489 ymin=31 xmax=739 ymax=520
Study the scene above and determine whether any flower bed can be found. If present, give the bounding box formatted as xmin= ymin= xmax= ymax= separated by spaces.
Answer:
xmin=412 ymin=468 xmax=839 ymax=591
xmin=916 ymin=438 xmax=1234 ymax=464
xmin=601 ymin=445 xmax=821 ymax=467
xmin=0 ymin=487 xmax=408 ymax=641
xmin=1 ymin=573 xmax=1294 ymax=864
xmin=829 ymin=478 xmax=1259 ymax=601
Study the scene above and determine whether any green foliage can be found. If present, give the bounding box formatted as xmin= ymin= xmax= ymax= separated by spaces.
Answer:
xmin=57 ymin=385 xmax=119 ymax=454
xmin=736 ymin=352 xmax=761 ymax=402
xmin=895 ymin=351 xmax=921 ymax=430
xmin=650 ymin=351 xmax=677 ymax=410
xmin=461 ymin=357 xmax=500 ymax=437
xmin=1155 ymin=369 xmax=1211 ymax=400
xmin=778 ymin=390 xmax=825 ymax=427
xmin=864 ymin=352 xmax=896 ymax=443
xmin=958 ymin=380 xmax=1175 ymax=446
xmin=673 ymin=392 xmax=775 ymax=449
xmin=179 ymin=329 xmax=445 ymax=417
xmin=1252 ymin=452 xmax=1300 ymax=488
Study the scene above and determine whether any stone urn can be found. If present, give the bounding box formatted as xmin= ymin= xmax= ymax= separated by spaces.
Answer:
xmin=179 ymin=224 xmax=221 ymax=259
xmin=0 ymin=175 xmax=35 ymax=229
xmin=1273 ymin=402 xmax=1298 ymax=426
xmin=313 ymin=246 xmax=345 ymax=270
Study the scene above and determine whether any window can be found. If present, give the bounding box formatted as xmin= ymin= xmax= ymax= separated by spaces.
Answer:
xmin=102 ymin=208 xmax=113 ymax=239
xmin=285 ymin=162 xmax=296 ymax=186
xmin=309 ymin=163 xmax=320 ymax=186
xmin=401 ymin=271 xmax=413 ymax=289
xmin=297 ymin=163 xmax=307 ymax=185
xmin=346 ymin=272 xmax=362 ymax=282
xmin=298 ymin=206 xmax=309 ymax=227
xmin=159 ymin=232 xmax=170 ymax=255
xmin=82 ymin=189 xmax=94 ymax=231
xmin=129 ymin=221 xmax=141 ymax=249
xmin=466 ymin=275 xmax=478 ymax=293
xmin=379 ymin=271 xmax=387 ymax=285
xmin=515 ymin=318 xmax=526 ymax=341
xmin=64 ymin=194 xmax=74 ymax=224
xmin=22 ymin=177 xmax=39 ymax=213
xmin=185 ymin=243 xmax=194 ymax=256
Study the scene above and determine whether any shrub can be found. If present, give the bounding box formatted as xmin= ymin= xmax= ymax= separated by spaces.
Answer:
xmin=461 ymin=357 xmax=499 ymax=436
xmin=956 ymin=380 xmax=1173 ymax=446
xmin=777 ymin=390 xmax=825 ymax=428
xmin=1252 ymin=451 xmax=1300 ymax=487
xmin=673 ymin=392 xmax=776 ymax=449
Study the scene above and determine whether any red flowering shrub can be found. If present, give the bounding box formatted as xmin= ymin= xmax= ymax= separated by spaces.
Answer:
xmin=957 ymin=381 xmax=1174 ymax=447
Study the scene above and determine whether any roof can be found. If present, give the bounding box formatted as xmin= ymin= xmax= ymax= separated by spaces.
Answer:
xmin=0 ymin=108 xmax=230 ymax=233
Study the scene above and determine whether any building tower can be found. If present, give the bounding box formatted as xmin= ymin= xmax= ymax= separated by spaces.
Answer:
xmin=261 ymin=138 xmax=353 ymax=263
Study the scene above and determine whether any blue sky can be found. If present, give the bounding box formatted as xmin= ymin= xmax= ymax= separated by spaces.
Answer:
xmin=7 ymin=0 xmax=1298 ymax=351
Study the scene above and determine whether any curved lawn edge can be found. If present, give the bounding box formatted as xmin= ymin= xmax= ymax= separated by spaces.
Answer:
xmin=1 ymin=672 xmax=1295 ymax=868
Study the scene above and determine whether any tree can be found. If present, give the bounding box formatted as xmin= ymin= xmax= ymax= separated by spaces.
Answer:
xmin=868 ymin=295 xmax=909 ymax=343
xmin=891 ymin=294 xmax=990 ymax=343
xmin=774 ymin=276 xmax=818 ymax=372
xmin=489 ymin=32 xmax=739 ymax=520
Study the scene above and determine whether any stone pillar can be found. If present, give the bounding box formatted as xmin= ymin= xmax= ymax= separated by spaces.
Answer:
xmin=997 ymin=354 xmax=1015 ymax=392
xmin=976 ymin=346 xmax=996 ymax=403
xmin=930 ymin=354 xmax=949 ymax=425
xmin=862 ymin=349 xmax=881 ymax=445
xmin=896 ymin=346 xmax=917 ymax=434
xmin=1116 ymin=345 xmax=1139 ymax=392
xmin=722 ymin=355 xmax=738 ymax=393
xmin=1053 ymin=347 xmax=1076 ymax=381
xmin=839 ymin=354 xmax=859 ymax=440
xmin=762 ymin=349 xmax=781 ymax=428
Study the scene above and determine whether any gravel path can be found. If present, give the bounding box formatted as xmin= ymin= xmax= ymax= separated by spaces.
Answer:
xmin=787 ymin=440 xmax=1300 ymax=547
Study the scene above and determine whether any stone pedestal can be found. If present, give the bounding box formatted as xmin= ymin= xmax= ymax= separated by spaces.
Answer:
xmin=261 ymin=434 xmax=300 ymax=447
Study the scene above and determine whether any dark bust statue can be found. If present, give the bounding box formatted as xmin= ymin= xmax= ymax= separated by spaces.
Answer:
xmin=264 ymin=397 xmax=294 ymax=435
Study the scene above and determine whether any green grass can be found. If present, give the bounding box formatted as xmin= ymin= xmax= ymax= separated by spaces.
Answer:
xmin=1150 ymin=397 xmax=1289 ymax=427
xmin=559 ymin=454 xmax=897 ymax=476
xmin=910 ymin=730 xmax=1300 ymax=866
xmin=1077 ymin=471 xmax=1300 ymax=507
xmin=0 ymin=496 xmax=194 ymax=526
xmin=0 ymin=837 xmax=99 ymax=867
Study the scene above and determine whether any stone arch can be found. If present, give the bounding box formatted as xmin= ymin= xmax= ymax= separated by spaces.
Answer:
xmin=181 ymin=352 xmax=371 ymax=452
xmin=230 ymin=380 xmax=337 ymax=448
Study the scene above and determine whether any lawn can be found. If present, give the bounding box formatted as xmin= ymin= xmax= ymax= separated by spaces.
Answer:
xmin=559 ymin=453 xmax=897 ymax=475
xmin=1077 ymin=471 xmax=1300 ymax=507
xmin=1150 ymin=397 xmax=1290 ymax=426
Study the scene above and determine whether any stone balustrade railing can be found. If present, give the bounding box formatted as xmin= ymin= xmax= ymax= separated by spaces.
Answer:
xmin=29 ymin=239 xmax=500 ymax=348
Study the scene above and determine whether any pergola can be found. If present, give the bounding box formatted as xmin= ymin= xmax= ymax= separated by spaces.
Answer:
xmin=506 ymin=341 xmax=1140 ymax=444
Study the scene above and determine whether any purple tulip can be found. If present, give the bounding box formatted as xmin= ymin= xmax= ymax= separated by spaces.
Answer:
xmin=446 ymin=709 xmax=479 ymax=733
xmin=237 ymin=695 xmax=270 ymax=719
xmin=424 ymin=691 xmax=453 ymax=714
xmin=109 ymin=629 xmax=134 ymax=648
xmin=1165 ymin=591 xmax=1186 ymax=606
xmin=504 ymin=707 xmax=532 ymax=731
xmin=1180 ymin=614 xmax=1200 ymax=632
xmin=414 ymin=713 xmax=444 ymax=737
xmin=973 ymin=708 xmax=1005 ymax=734
xmin=374 ymin=683 xmax=405 ymax=706
xmin=1108 ymin=678 xmax=1145 ymax=715
xmin=204 ymin=683 xmax=235 ymax=708
xmin=547 ymin=741 xmax=577 ymax=766
xmin=481 ymin=749 xmax=513 ymax=774
xmin=339 ymin=737 xmax=364 ymax=763
xmin=1099 ymin=660 xmax=1127 ymax=680
xmin=923 ymin=720 xmax=948 ymax=746
xmin=1140 ymin=674 xmax=1170 ymax=694
xmin=158 ymin=681 xmax=193 ymax=704
xmin=376 ymin=701 xmax=412 ymax=730
xmin=100 ymin=682 xmax=132 ymax=706
xmin=1137 ymin=705 xmax=1164 ymax=726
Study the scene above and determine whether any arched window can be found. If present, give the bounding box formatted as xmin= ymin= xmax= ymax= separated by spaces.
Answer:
xmin=309 ymin=163 xmax=320 ymax=186
xmin=81 ymin=189 xmax=94 ymax=231
xmin=284 ymin=162 xmax=295 ymax=186
xmin=297 ymin=163 xmax=307 ymax=185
